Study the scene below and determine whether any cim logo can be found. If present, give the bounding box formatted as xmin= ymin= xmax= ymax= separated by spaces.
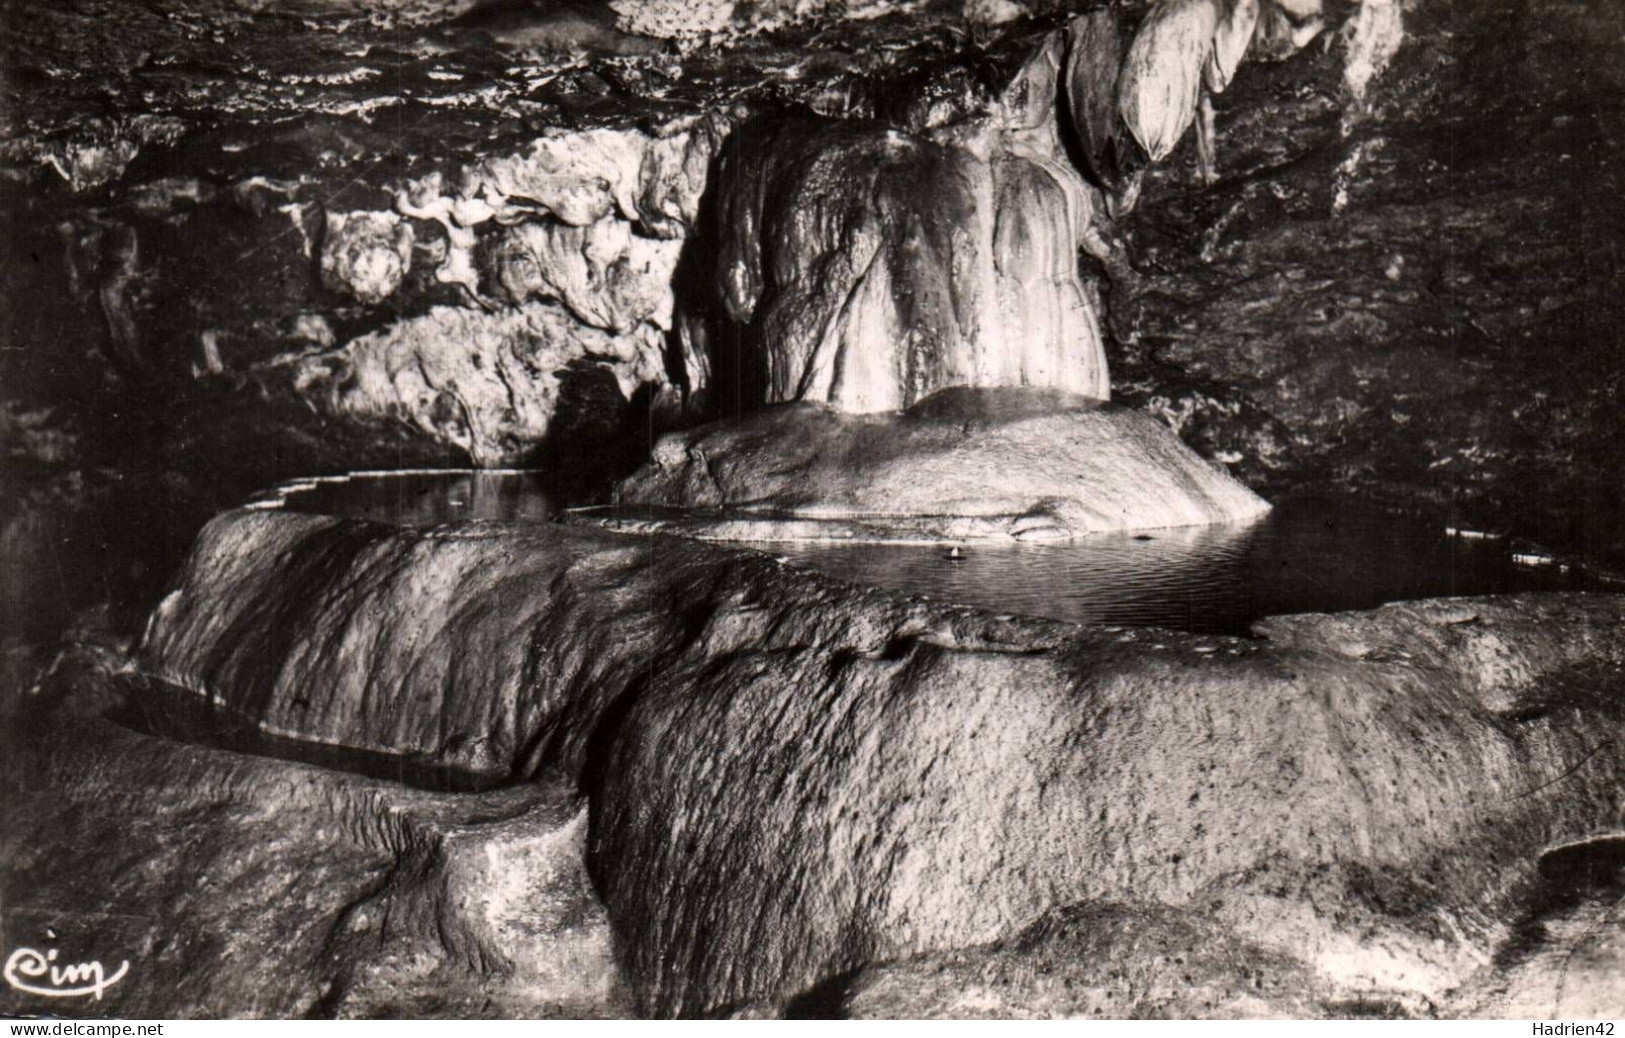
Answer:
xmin=4 ymin=944 xmax=130 ymax=1001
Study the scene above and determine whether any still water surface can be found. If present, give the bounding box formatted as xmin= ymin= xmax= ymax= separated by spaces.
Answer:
xmin=269 ymin=471 xmax=1586 ymax=634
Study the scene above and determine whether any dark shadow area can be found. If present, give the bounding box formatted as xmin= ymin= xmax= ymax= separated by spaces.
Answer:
xmin=109 ymin=676 xmax=511 ymax=793
xmin=662 ymin=113 xmax=772 ymax=424
xmin=782 ymin=967 xmax=862 ymax=1019
xmin=1486 ymin=836 xmax=1625 ymax=973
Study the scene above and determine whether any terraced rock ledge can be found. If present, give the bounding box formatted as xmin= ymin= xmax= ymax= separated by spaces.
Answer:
xmin=581 ymin=387 xmax=1271 ymax=542
xmin=95 ymin=506 xmax=1625 ymax=1017
xmin=3 ymin=0 xmax=1624 ymax=1021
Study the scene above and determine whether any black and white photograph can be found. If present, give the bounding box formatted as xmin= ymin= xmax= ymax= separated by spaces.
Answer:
xmin=1 ymin=0 xmax=1622 ymax=1023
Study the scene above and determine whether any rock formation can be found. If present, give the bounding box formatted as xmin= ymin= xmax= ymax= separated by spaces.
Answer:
xmin=132 ymin=506 xmax=1625 ymax=1016
xmin=592 ymin=387 xmax=1270 ymax=541
xmin=320 ymin=211 xmax=415 ymax=306
xmin=1119 ymin=0 xmax=1224 ymax=166
xmin=1065 ymin=9 xmax=1143 ymax=211
xmin=1 ymin=647 xmax=621 ymax=1019
xmin=6 ymin=0 xmax=1625 ymax=1022
xmin=691 ymin=34 xmax=1111 ymax=415
xmin=278 ymin=301 xmax=671 ymax=467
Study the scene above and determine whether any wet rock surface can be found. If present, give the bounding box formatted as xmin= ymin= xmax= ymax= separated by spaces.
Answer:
xmin=122 ymin=507 xmax=1625 ymax=1016
xmin=837 ymin=902 xmax=1328 ymax=1018
xmin=689 ymin=35 xmax=1111 ymax=414
xmin=0 ymin=0 xmax=1072 ymax=480
xmin=0 ymin=641 xmax=622 ymax=1018
xmin=1103 ymin=0 xmax=1625 ymax=561
xmin=5 ymin=0 xmax=1625 ymax=1022
xmin=0 ymin=0 xmax=1089 ymax=632
xmin=593 ymin=386 xmax=1269 ymax=541
xmin=280 ymin=300 xmax=670 ymax=466
xmin=5 ymin=0 xmax=1623 ymax=624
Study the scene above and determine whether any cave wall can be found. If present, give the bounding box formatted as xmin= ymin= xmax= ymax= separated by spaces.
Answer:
xmin=4 ymin=0 xmax=1625 ymax=642
xmin=6 ymin=0 xmax=1625 ymax=1018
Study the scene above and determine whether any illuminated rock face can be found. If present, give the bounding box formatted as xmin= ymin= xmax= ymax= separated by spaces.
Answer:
xmin=601 ymin=388 xmax=1271 ymax=542
xmin=284 ymin=301 xmax=669 ymax=467
xmin=134 ymin=508 xmax=1625 ymax=1017
xmin=696 ymin=35 xmax=1109 ymax=416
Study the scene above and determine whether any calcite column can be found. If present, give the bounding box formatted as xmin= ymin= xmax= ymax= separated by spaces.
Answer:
xmin=701 ymin=31 xmax=1110 ymax=415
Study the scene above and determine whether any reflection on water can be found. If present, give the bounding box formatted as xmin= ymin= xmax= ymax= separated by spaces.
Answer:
xmin=264 ymin=473 xmax=1588 ymax=635
xmin=270 ymin=470 xmax=557 ymax=526
xmin=765 ymin=500 xmax=1587 ymax=634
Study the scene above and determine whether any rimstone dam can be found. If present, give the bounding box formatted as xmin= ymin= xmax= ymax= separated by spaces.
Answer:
xmin=3 ymin=0 xmax=1625 ymax=1021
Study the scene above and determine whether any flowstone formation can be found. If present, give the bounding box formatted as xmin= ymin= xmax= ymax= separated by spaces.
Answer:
xmin=687 ymin=36 xmax=1111 ymax=415
xmin=11 ymin=0 xmax=1619 ymax=632
xmin=586 ymin=388 xmax=1270 ymax=542
xmin=7 ymin=0 xmax=1625 ymax=1024
xmin=610 ymin=8 xmax=1306 ymax=539
xmin=123 ymin=506 xmax=1625 ymax=1017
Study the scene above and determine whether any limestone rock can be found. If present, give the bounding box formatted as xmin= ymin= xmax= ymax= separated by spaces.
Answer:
xmin=1341 ymin=0 xmax=1405 ymax=104
xmin=320 ymin=210 xmax=413 ymax=305
xmin=138 ymin=511 xmax=724 ymax=780
xmin=450 ymin=1 xmax=667 ymax=56
xmin=610 ymin=0 xmax=736 ymax=41
xmin=488 ymin=218 xmax=681 ymax=334
xmin=467 ymin=123 xmax=723 ymax=236
xmin=600 ymin=387 xmax=1270 ymax=541
xmin=137 ymin=509 xmax=1625 ymax=1016
xmin=1205 ymin=0 xmax=1260 ymax=95
xmin=1253 ymin=0 xmax=1326 ymax=60
xmin=701 ymin=107 xmax=1107 ymax=414
xmin=1064 ymin=9 xmax=1138 ymax=196
xmin=274 ymin=301 xmax=669 ymax=466
xmin=1118 ymin=0 xmax=1220 ymax=162
xmin=841 ymin=902 xmax=1326 ymax=1018
xmin=592 ymin=592 xmax=1625 ymax=1015
xmin=708 ymin=115 xmax=995 ymax=412
xmin=0 ymin=649 xmax=621 ymax=1019
xmin=606 ymin=0 xmax=911 ymax=45
xmin=991 ymin=155 xmax=1108 ymax=397
xmin=1105 ymin=0 xmax=1625 ymax=550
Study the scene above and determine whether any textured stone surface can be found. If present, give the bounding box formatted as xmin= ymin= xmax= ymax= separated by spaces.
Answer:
xmin=320 ymin=211 xmax=415 ymax=306
xmin=593 ymin=592 xmax=1625 ymax=1015
xmin=7 ymin=0 xmax=1625 ymax=1020
xmin=1105 ymin=0 xmax=1625 ymax=564
xmin=0 ymin=0 xmax=1066 ymax=480
xmin=0 ymin=645 xmax=622 ymax=1019
xmin=10 ymin=0 xmax=1622 ymax=640
xmin=1118 ymin=0 xmax=1218 ymax=163
xmin=1065 ymin=8 xmax=1141 ymax=203
xmin=597 ymin=387 xmax=1270 ymax=541
xmin=487 ymin=219 xmax=682 ymax=334
xmin=276 ymin=300 xmax=671 ymax=465
xmin=137 ymin=507 xmax=1625 ymax=1016
xmin=844 ymin=840 xmax=1625 ymax=1021
xmin=692 ymin=34 xmax=1111 ymax=414
xmin=839 ymin=902 xmax=1326 ymax=1018
xmin=1 ymin=2 xmax=1129 ymax=641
